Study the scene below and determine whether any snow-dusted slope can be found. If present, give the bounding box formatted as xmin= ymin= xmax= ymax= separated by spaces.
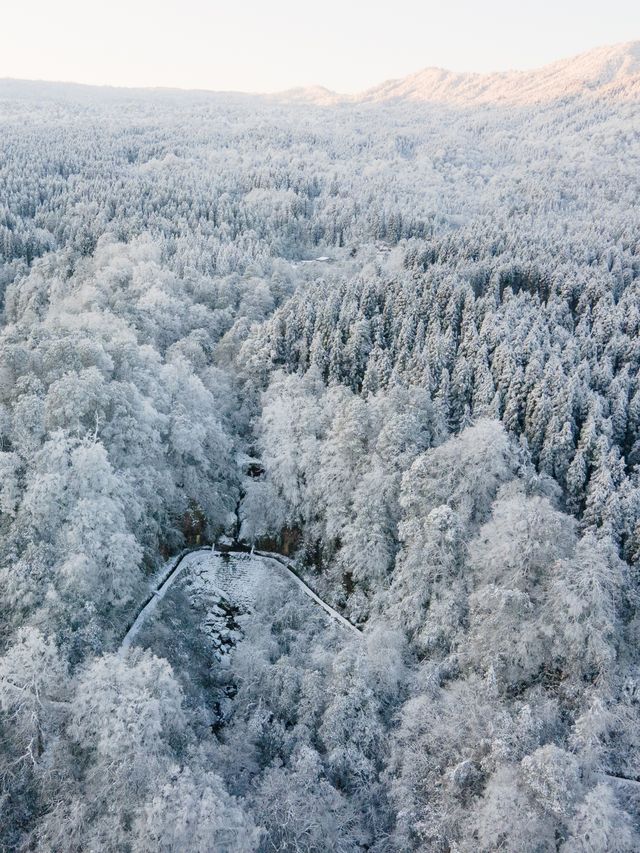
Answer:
xmin=278 ymin=42 xmax=640 ymax=106
xmin=361 ymin=42 xmax=640 ymax=105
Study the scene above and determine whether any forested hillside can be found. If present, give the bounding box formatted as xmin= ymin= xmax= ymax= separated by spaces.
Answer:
xmin=1 ymin=44 xmax=640 ymax=851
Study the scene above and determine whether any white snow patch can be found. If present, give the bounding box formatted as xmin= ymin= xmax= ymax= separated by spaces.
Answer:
xmin=120 ymin=548 xmax=360 ymax=654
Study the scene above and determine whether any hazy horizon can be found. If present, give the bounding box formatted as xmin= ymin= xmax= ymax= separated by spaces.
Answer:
xmin=1 ymin=0 xmax=639 ymax=94
xmin=1 ymin=39 xmax=639 ymax=99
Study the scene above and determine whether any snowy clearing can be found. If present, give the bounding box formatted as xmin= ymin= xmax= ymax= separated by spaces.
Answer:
xmin=120 ymin=547 xmax=360 ymax=654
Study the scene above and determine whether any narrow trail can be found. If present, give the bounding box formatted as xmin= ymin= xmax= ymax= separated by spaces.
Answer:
xmin=119 ymin=547 xmax=210 ymax=654
xmin=253 ymin=550 xmax=361 ymax=636
xmin=119 ymin=545 xmax=360 ymax=654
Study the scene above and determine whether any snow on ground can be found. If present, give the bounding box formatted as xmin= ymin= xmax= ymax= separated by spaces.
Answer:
xmin=187 ymin=550 xmax=274 ymax=612
xmin=121 ymin=548 xmax=358 ymax=664
xmin=255 ymin=551 xmax=361 ymax=635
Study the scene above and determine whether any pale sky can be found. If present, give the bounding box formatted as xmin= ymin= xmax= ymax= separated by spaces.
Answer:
xmin=1 ymin=0 xmax=638 ymax=93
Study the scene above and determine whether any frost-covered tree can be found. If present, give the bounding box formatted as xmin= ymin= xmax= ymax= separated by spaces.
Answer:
xmin=1 ymin=58 xmax=640 ymax=850
xmin=131 ymin=768 xmax=261 ymax=853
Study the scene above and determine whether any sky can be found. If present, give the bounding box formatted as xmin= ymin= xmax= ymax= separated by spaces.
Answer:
xmin=0 ymin=0 xmax=638 ymax=93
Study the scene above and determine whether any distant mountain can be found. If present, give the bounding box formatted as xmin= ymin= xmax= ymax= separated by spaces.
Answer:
xmin=273 ymin=85 xmax=339 ymax=106
xmin=360 ymin=42 xmax=640 ymax=105
xmin=278 ymin=42 xmax=640 ymax=106
xmin=3 ymin=43 xmax=639 ymax=109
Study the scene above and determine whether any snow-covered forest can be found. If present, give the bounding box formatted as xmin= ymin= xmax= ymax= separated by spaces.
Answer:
xmin=1 ymin=43 xmax=640 ymax=851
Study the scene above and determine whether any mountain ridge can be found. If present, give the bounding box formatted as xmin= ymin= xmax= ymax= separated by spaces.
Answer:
xmin=278 ymin=41 xmax=640 ymax=106
xmin=2 ymin=42 xmax=639 ymax=107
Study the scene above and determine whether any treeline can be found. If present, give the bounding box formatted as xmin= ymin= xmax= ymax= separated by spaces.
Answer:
xmin=243 ymin=228 xmax=640 ymax=562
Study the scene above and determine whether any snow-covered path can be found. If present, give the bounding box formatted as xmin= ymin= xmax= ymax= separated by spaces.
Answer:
xmin=119 ymin=547 xmax=360 ymax=653
xmin=253 ymin=550 xmax=361 ymax=635
xmin=119 ymin=547 xmax=210 ymax=653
